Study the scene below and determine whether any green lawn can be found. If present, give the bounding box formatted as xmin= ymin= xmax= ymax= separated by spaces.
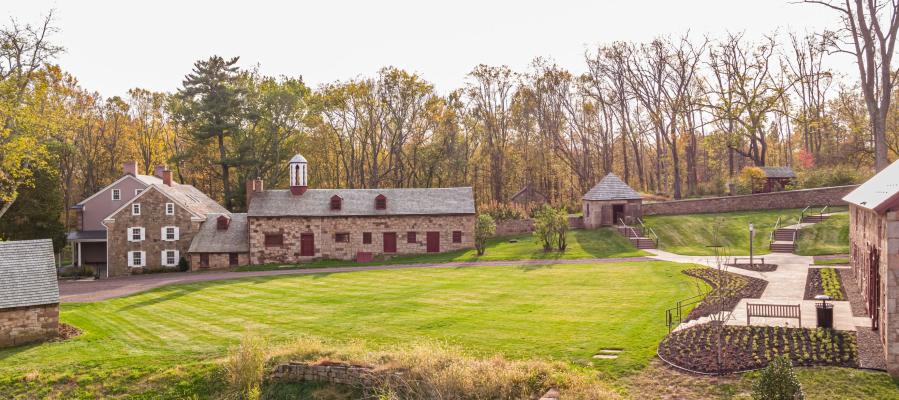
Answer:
xmin=0 ymin=261 xmax=703 ymax=398
xmin=237 ymin=228 xmax=648 ymax=271
xmin=814 ymin=257 xmax=850 ymax=265
xmin=796 ymin=213 xmax=850 ymax=256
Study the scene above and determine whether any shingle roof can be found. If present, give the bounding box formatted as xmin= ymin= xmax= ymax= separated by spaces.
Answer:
xmin=66 ymin=230 xmax=106 ymax=241
xmin=843 ymin=160 xmax=899 ymax=213
xmin=0 ymin=239 xmax=59 ymax=309
xmin=248 ymin=187 xmax=476 ymax=217
xmin=582 ymin=174 xmax=642 ymax=201
xmin=154 ymin=183 xmax=229 ymax=217
xmin=188 ymin=213 xmax=249 ymax=253
xmin=759 ymin=166 xmax=796 ymax=179
xmin=136 ymin=174 xmax=163 ymax=185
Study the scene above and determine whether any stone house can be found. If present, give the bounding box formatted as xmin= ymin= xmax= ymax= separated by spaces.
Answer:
xmin=844 ymin=160 xmax=899 ymax=375
xmin=0 ymin=239 xmax=60 ymax=348
xmin=242 ymin=154 xmax=476 ymax=264
xmin=582 ymin=173 xmax=643 ymax=228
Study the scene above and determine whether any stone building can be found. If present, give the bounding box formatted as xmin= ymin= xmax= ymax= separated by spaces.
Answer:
xmin=582 ymin=173 xmax=643 ymax=228
xmin=843 ymin=160 xmax=899 ymax=375
xmin=187 ymin=213 xmax=250 ymax=269
xmin=242 ymin=154 xmax=476 ymax=264
xmin=0 ymin=239 xmax=60 ymax=348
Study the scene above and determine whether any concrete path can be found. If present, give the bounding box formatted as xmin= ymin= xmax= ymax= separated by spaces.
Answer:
xmin=59 ymin=256 xmax=654 ymax=303
xmin=647 ymin=250 xmax=869 ymax=331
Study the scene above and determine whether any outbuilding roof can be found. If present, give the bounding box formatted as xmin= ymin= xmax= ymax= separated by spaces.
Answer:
xmin=188 ymin=213 xmax=250 ymax=253
xmin=0 ymin=239 xmax=60 ymax=309
xmin=843 ymin=160 xmax=899 ymax=213
xmin=759 ymin=166 xmax=796 ymax=179
xmin=248 ymin=187 xmax=476 ymax=217
xmin=582 ymin=174 xmax=642 ymax=201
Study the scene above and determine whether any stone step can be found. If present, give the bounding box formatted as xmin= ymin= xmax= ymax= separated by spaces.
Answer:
xmin=629 ymin=237 xmax=656 ymax=249
xmin=801 ymin=215 xmax=829 ymax=223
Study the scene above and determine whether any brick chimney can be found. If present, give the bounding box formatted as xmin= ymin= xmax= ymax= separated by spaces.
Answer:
xmin=162 ymin=170 xmax=173 ymax=186
xmin=246 ymin=178 xmax=264 ymax=208
xmin=123 ymin=161 xmax=137 ymax=177
xmin=153 ymin=165 xmax=166 ymax=178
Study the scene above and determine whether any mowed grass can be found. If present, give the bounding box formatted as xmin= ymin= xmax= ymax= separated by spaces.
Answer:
xmin=796 ymin=213 xmax=850 ymax=256
xmin=0 ymin=261 xmax=702 ymax=398
xmin=237 ymin=228 xmax=648 ymax=271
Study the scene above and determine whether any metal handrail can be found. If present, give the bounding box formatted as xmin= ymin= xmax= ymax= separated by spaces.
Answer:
xmin=637 ymin=217 xmax=660 ymax=247
xmin=665 ymin=292 xmax=707 ymax=332
xmin=769 ymin=216 xmax=782 ymax=244
xmin=618 ymin=218 xmax=640 ymax=239
xmin=800 ymin=206 xmax=811 ymax=222
xmin=819 ymin=205 xmax=829 ymax=217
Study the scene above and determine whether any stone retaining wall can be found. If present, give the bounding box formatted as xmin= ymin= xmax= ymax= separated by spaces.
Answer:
xmin=0 ymin=303 xmax=58 ymax=348
xmin=270 ymin=362 xmax=378 ymax=387
xmin=495 ymin=216 xmax=584 ymax=236
xmin=642 ymin=185 xmax=858 ymax=216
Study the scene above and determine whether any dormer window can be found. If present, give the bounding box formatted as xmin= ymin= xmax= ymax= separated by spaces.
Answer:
xmin=217 ymin=215 xmax=230 ymax=230
xmin=330 ymin=195 xmax=342 ymax=211
xmin=375 ymin=194 xmax=387 ymax=210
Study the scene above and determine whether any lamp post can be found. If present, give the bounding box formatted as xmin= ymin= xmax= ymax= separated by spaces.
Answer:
xmin=749 ymin=223 xmax=755 ymax=266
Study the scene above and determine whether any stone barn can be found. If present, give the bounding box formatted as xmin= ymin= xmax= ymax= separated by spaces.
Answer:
xmin=843 ymin=160 xmax=899 ymax=375
xmin=582 ymin=173 xmax=643 ymax=228
xmin=0 ymin=239 xmax=60 ymax=347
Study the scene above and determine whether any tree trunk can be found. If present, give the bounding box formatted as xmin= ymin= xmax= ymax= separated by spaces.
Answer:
xmin=218 ymin=132 xmax=232 ymax=210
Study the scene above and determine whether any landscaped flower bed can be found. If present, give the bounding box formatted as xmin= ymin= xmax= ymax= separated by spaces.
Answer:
xmin=683 ymin=268 xmax=768 ymax=320
xmin=725 ymin=262 xmax=778 ymax=272
xmin=804 ymin=268 xmax=847 ymax=301
xmin=658 ymin=324 xmax=858 ymax=374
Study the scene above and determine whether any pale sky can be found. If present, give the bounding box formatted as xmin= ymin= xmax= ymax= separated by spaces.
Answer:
xmin=4 ymin=0 xmax=854 ymax=97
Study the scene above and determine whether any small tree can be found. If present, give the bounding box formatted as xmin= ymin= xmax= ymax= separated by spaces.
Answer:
xmin=474 ymin=214 xmax=496 ymax=256
xmin=177 ymin=256 xmax=189 ymax=272
xmin=554 ymin=208 xmax=569 ymax=251
xmin=752 ymin=356 xmax=804 ymax=400
xmin=533 ymin=205 xmax=557 ymax=252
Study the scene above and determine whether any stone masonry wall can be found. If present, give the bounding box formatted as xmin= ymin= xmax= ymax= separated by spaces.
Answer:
xmin=0 ymin=304 xmax=58 ymax=348
xmin=188 ymin=252 xmax=250 ymax=270
xmin=495 ymin=216 xmax=583 ymax=236
xmin=106 ymin=187 xmax=201 ymax=277
xmin=248 ymin=215 xmax=475 ymax=264
xmin=642 ymin=185 xmax=858 ymax=216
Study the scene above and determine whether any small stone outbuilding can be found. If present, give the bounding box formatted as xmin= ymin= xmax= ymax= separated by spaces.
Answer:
xmin=844 ymin=160 xmax=899 ymax=376
xmin=582 ymin=173 xmax=643 ymax=228
xmin=187 ymin=213 xmax=250 ymax=270
xmin=0 ymin=239 xmax=60 ymax=347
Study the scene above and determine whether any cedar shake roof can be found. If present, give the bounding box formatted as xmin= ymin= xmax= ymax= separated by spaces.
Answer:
xmin=0 ymin=239 xmax=59 ymax=309
xmin=582 ymin=174 xmax=642 ymax=201
xmin=843 ymin=160 xmax=899 ymax=213
xmin=759 ymin=166 xmax=796 ymax=179
xmin=188 ymin=213 xmax=249 ymax=253
xmin=248 ymin=187 xmax=476 ymax=217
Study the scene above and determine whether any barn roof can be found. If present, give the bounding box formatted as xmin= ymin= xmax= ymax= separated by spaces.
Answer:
xmin=248 ymin=187 xmax=475 ymax=217
xmin=843 ymin=160 xmax=899 ymax=213
xmin=0 ymin=239 xmax=59 ymax=309
xmin=188 ymin=213 xmax=250 ymax=253
xmin=582 ymin=174 xmax=642 ymax=201
xmin=759 ymin=166 xmax=796 ymax=179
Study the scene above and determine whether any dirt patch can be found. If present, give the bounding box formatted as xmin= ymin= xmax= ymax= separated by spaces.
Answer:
xmin=658 ymin=324 xmax=858 ymax=374
xmin=804 ymin=268 xmax=847 ymax=301
xmin=725 ymin=263 xmax=778 ymax=272
xmin=682 ymin=268 xmax=768 ymax=321
xmin=53 ymin=323 xmax=82 ymax=341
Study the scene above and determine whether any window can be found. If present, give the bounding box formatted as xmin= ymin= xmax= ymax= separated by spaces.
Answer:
xmin=407 ymin=232 xmax=417 ymax=243
xmin=264 ymin=233 xmax=284 ymax=248
xmin=135 ymin=189 xmax=143 ymax=196
xmin=229 ymin=253 xmax=239 ymax=266
xmin=335 ymin=233 xmax=350 ymax=243
xmin=362 ymin=232 xmax=372 ymax=244
xmin=375 ymin=194 xmax=387 ymax=210
xmin=127 ymin=251 xmax=145 ymax=267
xmin=132 ymin=203 xmax=141 ymax=215
xmin=453 ymin=231 xmax=462 ymax=243
xmin=162 ymin=226 xmax=179 ymax=241
xmin=111 ymin=189 xmax=121 ymax=201
xmin=161 ymin=250 xmax=179 ymax=266
xmin=165 ymin=202 xmax=175 ymax=215
xmin=128 ymin=227 xmax=145 ymax=242
xmin=330 ymin=195 xmax=342 ymax=210
xmin=200 ymin=253 xmax=209 ymax=266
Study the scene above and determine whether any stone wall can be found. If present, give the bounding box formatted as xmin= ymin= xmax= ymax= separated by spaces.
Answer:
xmin=0 ymin=303 xmax=58 ymax=348
xmin=248 ymin=214 xmax=475 ymax=264
xmin=495 ymin=216 xmax=584 ymax=236
xmin=642 ymin=185 xmax=858 ymax=216
xmin=106 ymin=187 xmax=201 ymax=277
xmin=188 ymin=252 xmax=250 ymax=270
xmin=270 ymin=362 xmax=377 ymax=387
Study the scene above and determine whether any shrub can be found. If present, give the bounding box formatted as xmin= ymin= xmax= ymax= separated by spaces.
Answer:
xmin=737 ymin=167 xmax=767 ymax=194
xmin=796 ymin=165 xmax=866 ymax=189
xmin=474 ymin=214 xmax=496 ymax=256
xmin=178 ymin=256 xmax=190 ymax=272
xmin=752 ymin=355 xmax=805 ymax=400
xmin=533 ymin=205 xmax=567 ymax=252
xmin=225 ymin=334 xmax=268 ymax=400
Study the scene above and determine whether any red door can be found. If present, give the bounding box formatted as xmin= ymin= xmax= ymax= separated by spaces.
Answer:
xmin=383 ymin=232 xmax=397 ymax=253
xmin=300 ymin=233 xmax=314 ymax=257
xmin=426 ymin=232 xmax=440 ymax=253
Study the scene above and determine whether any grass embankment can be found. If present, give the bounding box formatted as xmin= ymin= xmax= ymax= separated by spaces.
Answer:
xmin=795 ymin=213 xmax=850 ymax=256
xmin=236 ymin=228 xmax=647 ymax=272
xmin=0 ymin=261 xmax=700 ymax=398
xmin=814 ymin=257 xmax=850 ymax=265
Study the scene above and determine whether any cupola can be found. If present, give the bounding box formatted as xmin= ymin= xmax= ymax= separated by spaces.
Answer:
xmin=288 ymin=153 xmax=308 ymax=195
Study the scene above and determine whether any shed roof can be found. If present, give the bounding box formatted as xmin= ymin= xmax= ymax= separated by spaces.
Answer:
xmin=582 ymin=174 xmax=642 ymax=201
xmin=759 ymin=166 xmax=796 ymax=179
xmin=188 ymin=213 xmax=250 ymax=253
xmin=248 ymin=187 xmax=475 ymax=217
xmin=0 ymin=239 xmax=60 ymax=309
xmin=843 ymin=160 xmax=899 ymax=213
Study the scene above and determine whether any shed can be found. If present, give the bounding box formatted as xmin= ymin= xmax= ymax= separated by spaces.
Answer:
xmin=0 ymin=239 xmax=60 ymax=347
xmin=755 ymin=166 xmax=796 ymax=193
xmin=582 ymin=173 xmax=643 ymax=228
xmin=510 ymin=185 xmax=547 ymax=206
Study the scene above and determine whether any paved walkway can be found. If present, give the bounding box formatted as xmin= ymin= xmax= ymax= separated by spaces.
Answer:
xmin=59 ymin=256 xmax=654 ymax=303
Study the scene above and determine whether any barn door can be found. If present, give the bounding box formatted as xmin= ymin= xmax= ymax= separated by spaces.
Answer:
xmin=868 ymin=245 xmax=881 ymax=331
xmin=300 ymin=233 xmax=315 ymax=257
xmin=426 ymin=232 xmax=440 ymax=253
xmin=383 ymin=232 xmax=397 ymax=253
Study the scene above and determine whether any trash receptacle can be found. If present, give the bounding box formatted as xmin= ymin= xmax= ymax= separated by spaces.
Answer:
xmin=815 ymin=295 xmax=833 ymax=329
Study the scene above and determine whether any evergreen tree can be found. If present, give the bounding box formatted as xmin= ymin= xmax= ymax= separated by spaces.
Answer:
xmin=0 ymin=168 xmax=66 ymax=252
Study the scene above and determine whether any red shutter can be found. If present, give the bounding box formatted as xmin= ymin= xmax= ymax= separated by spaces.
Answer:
xmin=407 ymin=232 xmax=416 ymax=243
xmin=452 ymin=231 xmax=462 ymax=243
xmin=363 ymin=232 xmax=372 ymax=244
xmin=375 ymin=194 xmax=387 ymax=210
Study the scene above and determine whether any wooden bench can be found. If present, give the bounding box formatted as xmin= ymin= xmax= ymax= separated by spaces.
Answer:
xmin=746 ymin=303 xmax=801 ymax=327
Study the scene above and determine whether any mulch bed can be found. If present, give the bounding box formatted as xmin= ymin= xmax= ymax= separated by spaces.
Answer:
xmin=682 ymin=268 xmax=768 ymax=321
xmin=54 ymin=323 xmax=82 ymax=341
xmin=658 ymin=324 xmax=858 ymax=374
xmin=804 ymin=268 xmax=847 ymax=301
xmin=725 ymin=263 xmax=778 ymax=272
xmin=839 ymin=269 xmax=868 ymax=318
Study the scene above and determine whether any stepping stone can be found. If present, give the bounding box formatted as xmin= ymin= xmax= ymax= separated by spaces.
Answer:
xmin=598 ymin=348 xmax=623 ymax=354
xmin=592 ymin=354 xmax=618 ymax=359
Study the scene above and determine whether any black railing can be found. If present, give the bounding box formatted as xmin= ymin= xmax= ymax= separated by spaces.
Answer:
xmin=665 ymin=292 xmax=707 ymax=332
